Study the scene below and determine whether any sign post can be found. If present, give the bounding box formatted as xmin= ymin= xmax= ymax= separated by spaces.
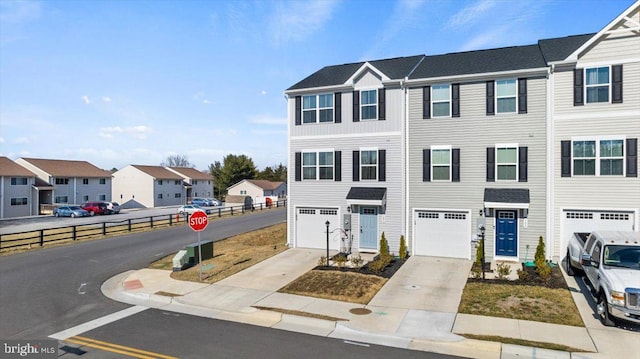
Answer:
xmin=189 ymin=211 xmax=209 ymax=281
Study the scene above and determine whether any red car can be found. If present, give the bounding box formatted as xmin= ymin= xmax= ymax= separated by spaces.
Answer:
xmin=80 ymin=202 xmax=110 ymax=216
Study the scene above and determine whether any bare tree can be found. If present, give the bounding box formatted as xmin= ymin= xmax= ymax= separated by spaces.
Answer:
xmin=161 ymin=154 xmax=193 ymax=168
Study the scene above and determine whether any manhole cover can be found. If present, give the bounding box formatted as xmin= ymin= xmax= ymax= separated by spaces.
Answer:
xmin=349 ymin=308 xmax=372 ymax=315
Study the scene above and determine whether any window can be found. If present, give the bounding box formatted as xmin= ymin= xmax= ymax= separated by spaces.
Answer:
xmin=240 ymin=190 xmax=247 ymax=195
xmin=11 ymin=177 xmax=28 ymax=185
xmin=585 ymin=67 xmax=609 ymax=103
xmin=100 ymin=178 xmax=106 ymax=184
xmin=175 ymin=180 xmax=181 ymax=185
xmin=158 ymin=193 xmax=163 ymax=199
xmin=82 ymin=195 xmax=89 ymax=202
xmin=572 ymin=139 xmax=623 ymax=176
xmin=175 ymin=193 xmax=181 ymax=198
xmin=193 ymin=180 xmax=198 ymax=185
xmin=99 ymin=194 xmax=106 ymax=201
xmin=496 ymin=79 xmax=517 ymax=113
xmin=82 ymin=178 xmax=89 ymax=185
xmin=302 ymin=151 xmax=334 ymax=180
xmin=432 ymin=85 xmax=450 ymax=117
xmin=361 ymin=90 xmax=377 ymax=120
xmin=11 ymin=198 xmax=27 ymax=206
xmin=302 ymin=94 xmax=333 ymax=124
xmin=431 ymin=147 xmax=451 ymax=181
xmin=158 ymin=180 xmax=163 ymax=185
xmin=496 ymin=146 xmax=518 ymax=180
xmin=54 ymin=196 xmax=68 ymax=203
xmin=600 ymin=140 xmax=624 ymax=175
xmin=55 ymin=178 xmax=69 ymax=185
xmin=361 ymin=150 xmax=378 ymax=180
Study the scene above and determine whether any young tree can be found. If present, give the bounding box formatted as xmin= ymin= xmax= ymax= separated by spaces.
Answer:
xmin=214 ymin=154 xmax=257 ymax=196
xmin=208 ymin=161 xmax=223 ymax=198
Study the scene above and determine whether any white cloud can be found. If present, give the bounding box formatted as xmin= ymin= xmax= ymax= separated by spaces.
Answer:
xmin=249 ymin=115 xmax=287 ymax=125
xmin=98 ymin=125 xmax=151 ymax=140
xmin=270 ymin=0 xmax=339 ymax=45
xmin=193 ymin=92 xmax=212 ymax=105
xmin=81 ymin=95 xmax=91 ymax=105
xmin=261 ymin=90 xmax=267 ymax=96
xmin=203 ymin=99 xmax=211 ymax=104
xmin=0 ymin=137 xmax=4 ymax=143
xmin=446 ymin=0 xmax=496 ymax=29
xmin=102 ymin=96 xmax=112 ymax=102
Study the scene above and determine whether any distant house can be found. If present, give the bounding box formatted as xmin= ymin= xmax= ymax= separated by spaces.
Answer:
xmin=166 ymin=167 xmax=214 ymax=200
xmin=226 ymin=179 xmax=287 ymax=205
xmin=0 ymin=157 xmax=38 ymax=219
xmin=15 ymin=157 xmax=112 ymax=209
xmin=112 ymin=165 xmax=186 ymax=208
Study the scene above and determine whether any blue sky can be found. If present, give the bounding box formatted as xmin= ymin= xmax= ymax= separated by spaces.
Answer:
xmin=0 ymin=0 xmax=634 ymax=171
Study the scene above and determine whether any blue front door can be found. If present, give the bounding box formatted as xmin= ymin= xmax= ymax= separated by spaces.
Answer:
xmin=360 ymin=207 xmax=378 ymax=250
xmin=496 ymin=210 xmax=517 ymax=257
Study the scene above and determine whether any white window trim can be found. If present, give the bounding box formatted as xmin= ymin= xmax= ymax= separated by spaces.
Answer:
xmin=430 ymin=145 xmax=452 ymax=182
xmin=301 ymin=149 xmax=335 ymax=181
xmin=495 ymin=143 xmax=518 ymax=182
xmin=431 ymin=84 xmax=451 ymax=118
xmin=584 ymin=65 xmax=611 ymax=104
xmin=360 ymin=88 xmax=378 ymax=121
xmin=495 ymin=79 xmax=517 ymax=114
xmin=360 ymin=147 xmax=378 ymax=181
xmin=571 ymin=135 xmax=626 ymax=176
xmin=302 ymin=93 xmax=334 ymax=124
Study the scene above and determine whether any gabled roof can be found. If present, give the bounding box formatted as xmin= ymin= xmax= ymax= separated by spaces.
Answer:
xmin=409 ymin=45 xmax=546 ymax=80
xmin=168 ymin=167 xmax=212 ymax=180
xmin=245 ymin=179 xmax=285 ymax=190
xmin=130 ymin=165 xmax=183 ymax=180
xmin=538 ymin=33 xmax=595 ymax=63
xmin=0 ymin=157 xmax=36 ymax=176
xmin=287 ymin=55 xmax=424 ymax=91
xmin=18 ymin=158 xmax=111 ymax=177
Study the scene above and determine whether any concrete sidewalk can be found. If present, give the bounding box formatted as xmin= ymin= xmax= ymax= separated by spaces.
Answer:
xmin=102 ymin=248 xmax=637 ymax=359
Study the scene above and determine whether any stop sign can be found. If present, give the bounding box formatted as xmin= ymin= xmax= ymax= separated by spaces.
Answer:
xmin=189 ymin=211 xmax=209 ymax=232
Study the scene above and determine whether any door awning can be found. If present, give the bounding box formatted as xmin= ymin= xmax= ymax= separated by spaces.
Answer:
xmin=484 ymin=188 xmax=530 ymax=209
xmin=346 ymin=187 xmax=387 ymax=207
xmin=32 ymin=178 xmax=54 ymax=190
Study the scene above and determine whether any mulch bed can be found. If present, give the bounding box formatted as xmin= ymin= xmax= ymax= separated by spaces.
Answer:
xmin=313 ymin=254 xmax=409 ymax=279
xmin=468 ymin=263 xmax=568 ymax=289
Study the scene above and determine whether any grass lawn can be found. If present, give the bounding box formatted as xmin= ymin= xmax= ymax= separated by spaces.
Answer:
xmin=149 ymin=222 xmax=287 ymax=284
xmin=279 ymin=270 xmax=387 ymax=304
xmin=459 ymin=281 xmax=584 ymax=327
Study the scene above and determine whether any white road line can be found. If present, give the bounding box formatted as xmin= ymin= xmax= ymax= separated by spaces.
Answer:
xmin=343 ymin=340 xmax=370 ymax=347
xmin=49 ymin=305 xmax=149 ymax=340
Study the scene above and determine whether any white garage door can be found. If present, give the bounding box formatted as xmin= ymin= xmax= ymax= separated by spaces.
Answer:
xmin=561 ymin=209 xmax=636 ymax=251
xmin=296 ymin=207 xmax=340 ymax=250
xmin=414 ymin=209 xmax=471 ymax=259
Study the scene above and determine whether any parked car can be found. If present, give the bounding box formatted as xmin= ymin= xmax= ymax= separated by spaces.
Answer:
xmin=206 ymin=198 xmax=222 ymax=206
xmin=190 ymin=198 xmax=208 ymax=206
xmin=53 ymin=206 xmax=90 ymax=218
xmin=177 ymin=204 xmax=212 ymax=215
xmin=105 ymin=201 xmax=121 ymax=214
xmin=80 ymin=202 xmax=110 ymax=216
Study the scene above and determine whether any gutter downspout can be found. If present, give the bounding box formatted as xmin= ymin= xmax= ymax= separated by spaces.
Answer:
xmin=285 ymin=92 xmax=293 ymax=248
xmin=546 ymin=64 xmax=555 ymax=261
xmin=402 ymin=78 xmax=411 ymax=256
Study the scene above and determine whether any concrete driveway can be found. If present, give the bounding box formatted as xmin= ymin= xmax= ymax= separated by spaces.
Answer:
xmin=369 ymin=256 xmax=472 ymax=313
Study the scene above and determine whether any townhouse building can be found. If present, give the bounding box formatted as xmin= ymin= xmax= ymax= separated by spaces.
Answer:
xmin=166 ymin=166 xmax=214 ymax=201
xmin=14 ymin=157 xmax=112 ymax=207
xmin=286 ymin=2 xmax=639 ymax=263
xmin=112 ymin=165 xmax=186 ymax=209
xmin=0 ymin=157 xmax=38 ymax=219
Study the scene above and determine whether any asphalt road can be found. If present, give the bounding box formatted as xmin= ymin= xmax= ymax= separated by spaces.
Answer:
xmin=0 ymin=208 xmax=286 ymax=340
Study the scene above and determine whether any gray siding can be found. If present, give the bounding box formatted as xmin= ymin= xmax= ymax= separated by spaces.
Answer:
xmin=0 ymin=176 xmax=35 ymax=218
xmin=407 ymin=76 xmax=548 ymax=261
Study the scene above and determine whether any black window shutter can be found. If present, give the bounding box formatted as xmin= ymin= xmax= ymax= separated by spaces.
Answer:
xmin=378 ymin=88 xmax=386 ymax=121
xmin=612 ymin=64 xmax=623 ymax=104
xmin=378 ymin=149 xmax=386 ymax=181
xmin=518 ymin=146 xmax=528 ymax=182
xmin=574 ymin=69 xmax=584 ymax=106
xmin=486 ymin=81 xmax=495 ymax=115
xmin=452 ymin=84 xmax=460 ymax=118
xmin=626 ymin=138 xmax=637 ymax=177
xmin=335 ymin=151 xmax=342 ymax=181
xmin=423 ymin=149 xmax=431 ymax=182
xmin=295 ymin=96 xmax=302 ymax=125
xmin=352 ymin=150 xmax=360 ymax=181
xmin=452 ymin=148 xmax=460 ymax=182
xmin=486 ymin=147 xmax=495 ymax=182
xmin=422 ymin=86 xmax=431 ymax=119
xmin=352 ymin=91 xmax=360 ymax=122
xmin=295 ymin=152 xmax=302 ymax=181
xmin=561 ymin=140 xmax=572 ymax=177
xmin=334 ymin=93 xmax=342 ymax=123
xmin=518 ymin=78 xmax=527 ymax=114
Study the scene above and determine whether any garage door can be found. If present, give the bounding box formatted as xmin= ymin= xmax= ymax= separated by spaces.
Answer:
xmin=414 ymin=209 xmax=471 ymax=259
xmin=561 ymin=209 xmax=636 ymax=251
xmin=296 ymin=207 xmax=340 ymax=250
